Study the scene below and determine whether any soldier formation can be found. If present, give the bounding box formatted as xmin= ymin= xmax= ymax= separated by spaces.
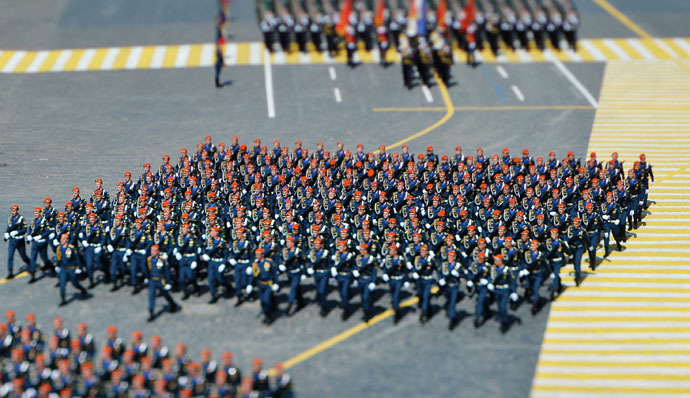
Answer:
xmin=255 ymin=0 xmax=580 ymax=87
xmin=5 ymin=137 xmax=654 ymax=332
xmin=0 ymin=311 xmax=292 ymax=397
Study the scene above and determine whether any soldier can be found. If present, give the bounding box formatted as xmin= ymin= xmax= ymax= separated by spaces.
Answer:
xmin=382 ymin=244 xmax=409 ymax=324
xmin=280 ymin=236 xmax=305 ymax=314
xmin=545 ymin=228 xmax=567 ymax=300
xmin=203 ymin=226 xmax=228 ymax=303
xmin=438 ymin=250 xmax=463 ymax=330
xmin=82 ymin=213 xmax=106 ymax=288
xmin=215 ymin=36 xmax=226 ymax=88
xmin=492 ymin=254 xmax=513 ymax=333
xmin=354 ymin=244 xmax=377 ymax=322
xmin=252 ymin=248 xmax=277 ymax=324
xmin=175 ymin=223 xmax=201 ymax=299
xmin=5 ymin=205 xmax=30 ymax=279
xmin=26 ymin=207 xmax=53 ymax=283
xmin=331 ymin=240 xmax=354 ymax=320
xmin=413 ymin=244 xmax=436 ymax=323
xmin=582 ymin=202 xmax=602 ymax=270
xmin=601 ymin=191 xmax=623 ymax=256
xmin=566 ymin=217 xmax=586 ymax=286
xmin=230 ymin=227 xmax=253 ymax=305
xmin=127 ymin=218 xmax=150 ymax=292
xmin=524 ymin=239 xmax=548 ymax=315
xmin=55 ymin=233 xmax=89 ymax=306
xmin=308 ymin=238 xmax=330 ymax=316
xmin=147 ymin=244 xmax=181 ymax=321
xmin=107 ymin=215 xmax=129 ymax=291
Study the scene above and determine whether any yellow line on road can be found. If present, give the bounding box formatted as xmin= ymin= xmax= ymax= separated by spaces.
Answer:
xmin=0 ymin=271 xmax=28 ymax=285
xmin=373 ymin=105 xmax=594 ymax=112
xmin=591 ymin=0 xmax=651 ymax=39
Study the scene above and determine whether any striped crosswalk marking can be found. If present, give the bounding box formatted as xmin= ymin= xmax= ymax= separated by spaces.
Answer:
xmin=530 ymin=59 xmax=690 ymax=398
xmin=1 ymin=38 xmax=690 ymax=73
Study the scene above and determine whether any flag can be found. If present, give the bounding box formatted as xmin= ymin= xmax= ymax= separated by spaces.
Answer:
xmin=407 ymin=0 xmax=427 ymax=36
xmin=437 ymin=0 xmax=447 ymax=30
xmin=374 ymin=0 xmax=386 ymax=27
xmin=336 ymin=0 xmax=353 ymax=36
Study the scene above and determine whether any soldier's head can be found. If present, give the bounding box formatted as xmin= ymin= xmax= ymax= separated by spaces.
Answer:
xmin=494 ymin=253 xmax=503 ymax=267
xmin=286 ymin=236 xmax=296 ymax=249
xmin=606 ymin=191 xmax=614 ymax=203
xmin=314 ymin=238 xmax=323 ymax=250
xmin=477 ymin=238 xmax=486 ymax=249
xmin=530 ymin=239 xmax=539 ymax=252
xmin=585 ymin=203 xmax=594 ymax=214
xmin=33 ymin=206 xmax=42 ymax=219
xmin=60 ymin=233 xmax=69 ymax=246
xmin=573 ymin=217 xmax=581 ymax=228
xmin=44 ymin=197 xmax=53 ymax=210
xmin=420 ymin=244 xmax=429 ymax=257
xmin=477 ymin=252 xmax=486 ymax=264
xmin=467 ymin=224 xmax=476 ymax=236
xmin=88 ymin=213 xmax=98 ymax=225
xmin=72 ymin=187 xmax=80 ymax=199
xmin=550 ymin=228 xmax=559 ymax=240
xmin=505 ymin=236 xmax=513 ymax=248
xmin=181 ymin=223 xmax=190 ymax=235
xmin=448 ymin=250 xmax=456 ymax=263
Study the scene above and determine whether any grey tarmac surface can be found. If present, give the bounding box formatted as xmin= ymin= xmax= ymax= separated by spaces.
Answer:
xmin=0 ymin=60 xmax=603 ymax=397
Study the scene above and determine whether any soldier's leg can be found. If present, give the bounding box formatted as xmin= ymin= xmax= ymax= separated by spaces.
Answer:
xmin=287 ymin=273 xmax=298 ymax=304
xmin=234 ymin=264 xmax=245 ymax=297
xmin=208 ymin=263 xmax=217 ymax=297
xmin=39 ymin=244 xmax=53 ymax=269
xmin=149 ymin=282 xmax=156 ymax=313
xmin=497 ymin=290 xmax=509 ymax=325
xmin=17 ymin=241 xmax=30 ymax=264
xmin=59 ymin=270 xmax=68 ymax=302
xmin=532 ymin=272 xmax=543 ymax=305
xmin=421 ymin=279 xmax=432 ymax=315
xmin=316 ymin=273 xmax=329 ymax=308
xmin=84 ymin=247 xmax=95 ymax=284
xmin=573 ymin=248 xmax=583 ymax=281
xmin=69 ymin=269 xmax=87 ymax=294
xmin=587 ymin=234 xmax=598 ymax=268
xmin=7 ymin=239 xmax=17 ymax=275
xmin=29 ymin=244 xmax=40 ymax=277
xmin=390 ymin=280 xmax=401 ymax=312
xmin=338 ymin=275 xmax=349 ymax=309
xmin=550 ymin=260 xmax=562 ymax=293
xmin=603 ymin=224 xmax=611 ymax=254
xmin=448 ymin=284 xmax=458 ymax=319
xmin=130 ymin=255 xmax=139 ymax=286
xmin=475 ymin=287 xmax=487 ymax=319
xmin=361 ymin=278 xmax=372 ymax=314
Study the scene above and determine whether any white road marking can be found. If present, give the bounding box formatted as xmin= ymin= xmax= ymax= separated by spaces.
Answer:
xmin=333 ymin=87 xmax=342 ymax=103
xmin=511 ymin=85 xmax=525 ymax=101
xmin=421 ymin=85 xmax=433 ymax=103
xmin=75 ymin=48 xmax=95 ymax=70
xmin=496 ymin=65 xmax=509 ymax=79
xmin=51 ymin=50 xmax=72 ymax=72
xmin=328 ymin=66 xmax=336 ymax=81
xmin=200 ymin=44 xmax=214 ymax=67
xmin=673 ymin=38 xmax=690 ymax=56
xmin=263 ymin=49 xmax=275 ymax=119
xmin=175 ymin=45 xmax=190 ymax=68
xmin=125 ymin=46 xmax=142 ymax=69
xmin=2 ymin=51 xmax=25 ymax=73
xmin=150 ymin=45 xmax=166 ymax=69
xmin=224 ymin=43 xmax=238 ymax=66
xmin=604 ymin=39 xmax=632 ymax=60
xmin=627 ymin=38 xmax=655 ymax=60
xmin=249 ymin=42 xmax=262 ymax=65
xmin=26 ymin=51 xmax=49 ymax=73
xmin=100 ymin=47 xmax=119 ymax=70
xmin=547 ymin=54 xmax=599 ymax=108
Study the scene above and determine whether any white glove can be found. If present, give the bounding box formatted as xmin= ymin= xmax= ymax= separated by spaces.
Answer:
xmin=588 ymin=246 xmax=594 ymax=252
xmin=175 ymin=253 xmax=182 ymax=260
xmin=53 ymin=239 xmax=59 ymax=246
xmin=105 ymin=227 xmax=110 ymax=233
xmin=75 ymin=268 xmax=82 ymax=275
xmin=307 ymin=268 xmax=314 ymax=275
xmin=406 ymin=262 xmax=413 ymax=270
xmin=510 ymin=292 xmax=518 ymax=301
xmin=191 ymin=261 xmax=197 ymax=270
xmin=229 ymin=259 xmax=237 ymax=266
xmin=412 ymin=272 xmax=419 ymax=280
xmin=425 ymin=223 xmax=431 ymax=229
xmin=94 ymin=247 xmax=102 ymax=254
xmin=602 ymin=215 xmax=610 ymax=220
xmin=403 ymin=281 xmax=411 ymax=289
xmin=272 ymin=283 xmax=279 ymax=292
xmin=279 ymin=264 xmax=286 ymax=272
xmin=107 ymin=245 xmax=114 ymax=253
xmin=245 ymin=266 xmax=252 ymax=275
xmin=368 ymin=282 xmax=376 ymax=291
xmin=466 ymin=280 xmax=474 ymax=288
xmin=161 ymin=253 xmax=168 ymax=260
xmin=330 ymin=267 xmax=337 ymax=277
xmin=629 ymin=210 xmax=634 ymax=216
xmin=144 ymin=278 xmax=149 ymax=284
xmin=487 ymin=283 xmax=494 ymax=291
xmin=197 ymin=247 xmax=202 ymax=254
xmin=549 ymin=273 xmax=555 ymax=279
xmin=49 ymin=233 xmax=55 ymax=240
xmin=226 ymin=221 xmax=231 ymax=228
xmin=519 ymin=269 xmax=529 ymax=277
xmin=300 ymin=274 xmax=307 ymax=281
xmin=78 ymin=232 xmax=84 ymax=239
xmin=173 ymin=247 xmax=179 ymax=255
xmin=479 ymin=278 xmax=488 ymax=286
xmin=382 ymin=274 xmax=390 ymax=282
xmin=352 ymin=270 xmax=360 ymax=278
xmin=126 ymin=249 xmax=133 ymax=256
xmin=461 ymin=252 xmax=468 ymax=258
xmin=123 ymin=255 xmax=129 ymax=263
xmin=245 ymin=285 xmax=253 ymax=294
xmin=81 ymin=240 xmax=88 ymax=248
xmin=219 ymin=264 xmax=226 ymax=272
xmin=202 ymin=254 xmax=211 ymax=261
xmin=439 ymin=278 xmax=446 ymax=287
xmin=165 ymin=284 xmax=172 ymax=291
xmin=613 ymin=220 xmax=620 ymax=225
xmin=55 ymin=267 xmax=62 ymax=273
xmin=604 ymin=232 xmax=609 ymax=238
xmin=549 ymin=211 xmax=556 ymax=216
xmin=26 ymin=235 xmax=32 ymax=242
xmin=4 ymin=233 xmax=9 ymax=240
xmin=352 ymin=279 xmax=359 ymax=288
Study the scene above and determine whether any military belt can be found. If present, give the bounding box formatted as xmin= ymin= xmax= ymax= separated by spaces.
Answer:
xmin=211 ymin=258 xmax=224 ymax=262
xmin=183 ymin=253 xmax=196 ymax=257
xmin=496 ymin=284 xmax=509 ymax=289
xmin=258 ymin=279 xmax=272 ymax=286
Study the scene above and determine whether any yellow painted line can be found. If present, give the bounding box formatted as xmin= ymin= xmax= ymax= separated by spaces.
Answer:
xmin=592 ymin=0 xmax=651 ymax=39
xmin=62 ymin=49 xmax=85 ymax=71
xmin=187 ymin=44 xmax=203 ymax=67
xmin=479 ymin=48 xmax=497 ymax=63
xmin=642 ymin=39 xmax=674 ymax=59
xmin=0 ymin=272 xmax=28 ymax=285
xmin=12 ymin=51 xmax=38 ymax=73
xmin=137 ymin=46 xmax=155 ymax=68
xmin=285 ymin=51 xmax=299 ymax=64
xmin=111 ymin=47 xmax=132 ymax=70
xmin=536 ymin=372 xmax=690 ymax=381
xmin=333 ymin=50 xmax=347 ymax=64
xmin=373 ymin=105 xmax=594 ymax=112
xmin=36 ymin=50 xmax=61 ymax=72
xmin=613 ymin=39 xmax=644 ymax=60
xmin=538 ymin=360 xmax=690 ymax=368
xmin=358 ymin=50 xmax=375 ymax=63
xmin=590 ymin=39 xmax=622 ymax=61
xmin=545 ymin=338 xmax=690 ymax=345
xmin=236 ymin=43 xmax=250 ymax=66
xmin=550 ymin=316 xmax=690 ymax=322
xmin=662 ymin=38 xmax=690 ymax=58
xmin=162 ymin=45 xmax=179 ymax=68
xmin=575 ymin=45 xmax=597 ymax=62
xmin=87 ymin=48 xmax=109 ymax=70
xmin=309 ymin=49 xmax=324 ymax=64
xmin=558 ymin=296 xmax=690 ymax=303
xmin=0 ymin=50 xmax=16 ymax=69
xmin=532 ymin=385 xmax=690 ymax=394
xmin=547 ymin=327 xmax=690 ymax=333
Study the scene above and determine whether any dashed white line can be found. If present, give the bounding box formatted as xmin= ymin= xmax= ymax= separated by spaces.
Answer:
xmin=333 ymin=87 xmax=342 ymax=103
xmin=496 ymin=65 xmax=509 ymax=79
xmin=263 ymin=49 xmax=276 ymax=118
xmin=547 ymin=54 xmax=600 ymax=108
xmin=511 ymin=85 xmax=525 ymax=101
xmin=328 ymin=66 xmax=336 ymax=81
xmin=421 ymin=85 xmax=434 ymax=103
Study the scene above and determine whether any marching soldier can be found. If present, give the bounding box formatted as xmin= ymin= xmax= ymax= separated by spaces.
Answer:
xmin=308 ymin=238 xmax=330 ymax=316
xmin=203 ymin=226 xmax=229 ymax=303
xmin=146 ymin=245 xmax=181 ymax=321
xmin=26 ymin=207 xmax=53 ymax=283
xmin=438 ymin=250 xmax=463 ymax=330
xmin=5 ymin=205 xmax=30 ymax=279
xmin=354 ymin=244 xmax=377 ymax=321
xmin=331 ymin=240 xmax=354 ymax=320
xmin=127 ymin=218 xmax=150 ymax=292
xmin=545 ymin=228 xmax=567 ymax=300
xmin=252 ymin=248 xmax=277 ymax=324
xmin=492 ymin=254 xmax=513 ymax=333
xmin=280 ymin=236 xmax=305 ymax=314
xmin=524 ymin=239 xmax=548 ymax=315
xmin=175 ymin=223 xmax=201 ymax=299
xmin=55 ymin=233 xmax=89 ymax=306
xmin=413 ymin=245 xmax=436 ymax=323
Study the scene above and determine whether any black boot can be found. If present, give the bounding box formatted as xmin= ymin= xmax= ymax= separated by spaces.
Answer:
xmin=148 ymin=309 xmax=155 ymax=322
xmin=474 ymin=315 xmax=481 ymax=328
xmin=28 ymin=274 xmax=36 ymax=284
xmin=6 ymin=272 xmax=14 ymax=280
xmin=59 ymin=297 xmax=67 ymax=306
xmin=215 ymin=76 xmax=221 ymax=88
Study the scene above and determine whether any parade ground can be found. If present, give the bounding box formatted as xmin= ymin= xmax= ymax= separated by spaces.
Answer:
xmin=1 ymin=0 xmax=690 ymax=396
